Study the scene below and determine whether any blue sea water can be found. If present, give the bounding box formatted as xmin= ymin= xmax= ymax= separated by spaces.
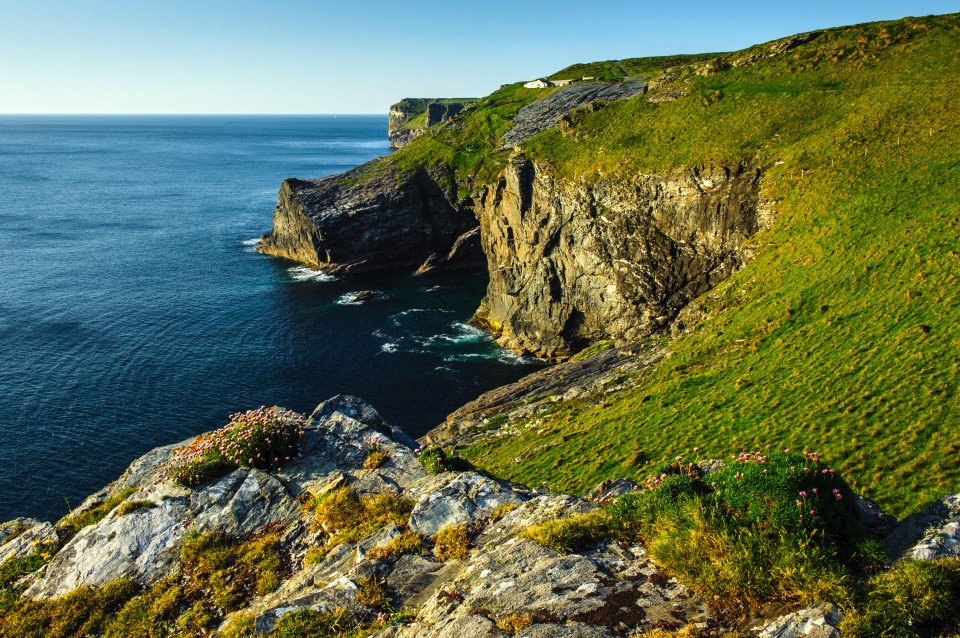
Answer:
xmin=0 ymin=115 xmax=541 ymax=522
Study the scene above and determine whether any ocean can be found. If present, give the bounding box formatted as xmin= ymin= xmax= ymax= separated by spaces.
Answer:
xmin=0 ymin=115 xmax=542 ymax=522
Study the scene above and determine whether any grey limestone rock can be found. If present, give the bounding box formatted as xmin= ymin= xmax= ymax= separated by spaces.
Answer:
xmin=887 ymin=493 xmax=960 ymax=561
xmin=753 ymin=603 xmax=841 ymax=637
xmin=25 ymin=485 xmax=192 ymax=599
xmin=190 ymin=469 xmax=300 ymax=537
xmin=0 ymin=518 xmax=58 ymax=563
xmin=407 ymin=472 xmax=528 ymax=537
xmin=502 ymin=83 xmax=648 ymax=148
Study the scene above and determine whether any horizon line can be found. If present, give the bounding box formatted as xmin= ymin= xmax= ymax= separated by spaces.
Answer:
xmin=0 ymin=113 xmax=387 ymax=117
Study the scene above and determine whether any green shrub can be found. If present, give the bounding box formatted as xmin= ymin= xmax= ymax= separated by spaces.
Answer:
xmin=434 ymin=524 xmax=470 ymax=562
xmin=180 ymin=528 xmax=284 ymax=611
xmin=522 ymin=451 xmax=867 ymax=616
xmin=841 ymin=557 xmax=960 ymax=637
xmin=496 ymin=612 xmax=533 ymax=634
xmin=102 ymin=576 xmax=182 ymax=638
xmin=309 ymin=487 xmax=413 ymax=550
xmin=416 ymin=446 xmax=473 ymax=475
xmin=365 ymin=443 xmax=388 ymax=469
xmin=366 ymin=530 xmax=424 ymax=560
xmin=115 ymin=500 xmax=157 ymax=517
xmin=218 ymin=611 xmax=256 ymax=638
xmin=271 ymin=607 xmax=359 ymax=637
xmin=355 ymin=576 xmax=391 ymax=608
xmin=1 ymin=579 xmax=138 ymax=638
xmin=520 ymin=510 xmax=610 ymax=554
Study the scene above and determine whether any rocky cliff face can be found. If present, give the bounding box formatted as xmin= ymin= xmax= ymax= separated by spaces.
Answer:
xmin=389 ymin=99 xmax=476 ymax=149
xmin=472 ymin=159 xmax=771 ymax=359
xmin=258 ymin=154 xmax=769 ymax=357
xmin=389 ymin=99 xmax=429 ymax=149
xmin=257 ymin=164 xmax=484 ymax=276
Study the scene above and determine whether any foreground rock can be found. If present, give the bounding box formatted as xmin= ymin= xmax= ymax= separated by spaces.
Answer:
xmin=3 ymin=396 xmax=720 ymax=636
xmin=752 ymin=604 xmax=841 ymax=638
xmin=886 ymin=493 xmax=960 ymax=561
xmin=6 ymin=395 xmax=954 ymax=636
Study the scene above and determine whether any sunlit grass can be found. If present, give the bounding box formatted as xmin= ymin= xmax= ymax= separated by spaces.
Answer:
xmin=461 ymin=14 xmax=960 ymax=517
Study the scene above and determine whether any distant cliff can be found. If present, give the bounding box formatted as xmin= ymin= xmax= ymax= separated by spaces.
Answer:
xmin=388 ymin=98 xmax=476 ymax=148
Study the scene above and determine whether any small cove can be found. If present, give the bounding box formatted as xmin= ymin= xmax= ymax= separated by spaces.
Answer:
xmin=0 ymin=115 xmax=543 ymax=521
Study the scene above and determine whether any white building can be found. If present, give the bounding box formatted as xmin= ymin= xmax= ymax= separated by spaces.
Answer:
xmin=523 ymin=79 xmax=552 ymax=89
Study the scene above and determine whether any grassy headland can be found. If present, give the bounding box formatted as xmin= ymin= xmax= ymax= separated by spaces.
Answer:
xmin=409 ymin=14 xmax=960 ymax=518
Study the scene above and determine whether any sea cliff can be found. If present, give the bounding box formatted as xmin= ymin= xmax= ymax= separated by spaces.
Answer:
xmin=5 ymin=12 xmax=960 ymax=637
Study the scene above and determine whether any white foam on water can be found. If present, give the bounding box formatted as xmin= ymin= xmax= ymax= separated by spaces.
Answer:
xmin=442 ymin=353 xmax=488 ymax=362
xmin=442 ymin=322 xmax=488 ymax=344
xmin=335 ymin=292 xmax=363 ymax=305
xmin=241 ymin=237 xmax=261 ymax=252
xmin=381 ymin=342 xmax=398 ymax=353
xmin=287 ymin=266 xmax=335 ymax=282
xmin=497 ymin=349 xmax=534 ymax=365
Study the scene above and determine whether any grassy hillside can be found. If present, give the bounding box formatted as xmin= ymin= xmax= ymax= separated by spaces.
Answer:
xmin=456 ymin=13 xmax=960 ymax=517
xmin=547 ymin=52 xmax=720 ymax=80
xmin=386 ymin=52 xmax=721 ymax=198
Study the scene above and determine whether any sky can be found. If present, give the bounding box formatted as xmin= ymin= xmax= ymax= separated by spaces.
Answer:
xmin=0 ymin=0 xmax=956 ymax=114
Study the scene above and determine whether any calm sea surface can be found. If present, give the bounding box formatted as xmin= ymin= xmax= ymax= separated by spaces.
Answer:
xmin=0 ymin=115 xmax=541 ymax=521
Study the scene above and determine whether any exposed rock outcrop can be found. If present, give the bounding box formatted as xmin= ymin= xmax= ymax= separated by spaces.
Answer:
xmin=886 ymin=493 xmax=960 ymax=561
xmin=473 ymin=159 xmax=770 ymax=359
xmin=257 ymin=165 xmax=483 ymax=276
xmin=5 ymin=396 xmax=718 ymax=636
xmin=425 ymin=342 xmax=664 ymax=449
xmin=501 ymin=82 xmax=648 ymax=148
xmin=6 ymin=393 xmax=959 ymax=636
xmin=752 ymin=604 xmax=842 ymax=638
xmin=389 ymin=98 xmax=476 ymax=149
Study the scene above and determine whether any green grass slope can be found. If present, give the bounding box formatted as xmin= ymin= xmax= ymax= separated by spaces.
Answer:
xmin=458 ymin=13 xmax=960 ymax=517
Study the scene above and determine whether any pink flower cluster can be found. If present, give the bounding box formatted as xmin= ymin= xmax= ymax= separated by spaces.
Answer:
xmin=166 ymin=406 xmax=306 ymax=481
xmin=735 ymin=451 xmax=769 ymax=464
xmin=214 ymin=406 xmax=306 ymax=469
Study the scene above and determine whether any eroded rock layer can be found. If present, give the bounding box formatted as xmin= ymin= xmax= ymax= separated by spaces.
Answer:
xmin=473 ymin=159 xmax=770 ymax=359
xmin=258 ymin=165 xmax=483 ymax=276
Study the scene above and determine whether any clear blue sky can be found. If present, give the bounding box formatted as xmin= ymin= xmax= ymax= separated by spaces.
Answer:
xmin=0 ymin=0 xmax=955 ymax=114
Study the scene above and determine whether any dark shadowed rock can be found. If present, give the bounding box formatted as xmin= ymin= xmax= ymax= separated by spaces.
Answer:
xmin=886 ymin=493 xmax=960 ymax=561
xmin=473 ymin=159 xmax=771 ymax=359
xmin=258 ymin=165 xmax=480 ymax=277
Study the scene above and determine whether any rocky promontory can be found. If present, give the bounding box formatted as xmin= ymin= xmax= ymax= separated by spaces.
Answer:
xmin=257 ymin=164 xmax=483 ymax=276
xmin=3 ymin=396 xmax=958 ymax=636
